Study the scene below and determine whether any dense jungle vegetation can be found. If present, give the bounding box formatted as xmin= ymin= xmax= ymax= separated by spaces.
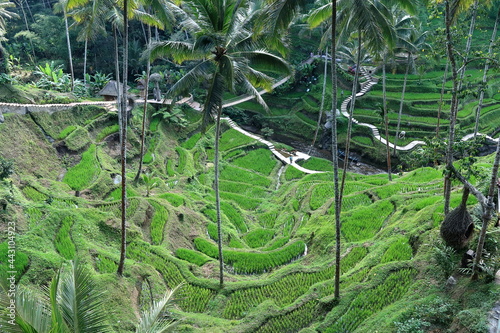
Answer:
xmin=2 ymin=0 xmax=500 ymax=332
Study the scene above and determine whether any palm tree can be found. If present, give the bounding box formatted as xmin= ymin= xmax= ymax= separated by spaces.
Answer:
xmin=1 ymin=260 xmax=111 ymax=332
xmin=474 ymin=4 xmax=500 ymax=137
xmin=393 ymin=26 xmax=429 ymax=155
xmin=149 ymin=0 xmax=291 ymax=288
xmin=0 ymin=0 xmax=18 ymax=47
xmin=53 ymin=0 xmax=75 ymax=91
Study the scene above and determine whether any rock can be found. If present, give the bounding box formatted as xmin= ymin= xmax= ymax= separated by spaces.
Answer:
xmin=0 ymin=110 xmax=4 ymax=123
xmin=446 ymin=276 xmax=457 ymax=287
xmin=495 ymin=269 xmax=500 ymax=285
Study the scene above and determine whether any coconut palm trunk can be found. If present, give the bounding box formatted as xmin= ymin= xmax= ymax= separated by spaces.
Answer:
xmin=436 ymin=62 xmax=448 ymax=138
xmin=393 ymin=51 xmax=411 ymax=155
xmin=117 ymin=0 xmax=129 ymax=277
xmin=309 ymin=47 xmax=329 ymax=153
xmin=214 ymin=102 xmax=224 ymax=288
xmin=60 ymin=1 xmax=75 ymax=91
xmin=457 ymin=0 xmax=478 ymax=93
xmin=443 ymin=0 xmax=461 ymax=215
xmin=339 ymin=31 xmax=362 ymax=207
xmin=472 ymin=136 xmax=500 ymax=278
xmin=474 ymin=5 xmax=500 ymax=137
xmin=382 ymin=54 xmax=392 ymax=180
xmin=135 ymin=24 xmax=152 ymax=182
xmin=330 ymin=0 xmax=341 ymax=299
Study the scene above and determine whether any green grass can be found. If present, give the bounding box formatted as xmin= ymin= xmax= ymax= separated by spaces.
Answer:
xmin=96 ymin=124 xmax=119 ymax=141
xmin=63 ymin=144 xmax=100 ymax=191
xmin=380 ymin=237 xmax=413 ymax=263
xmin=220 ymin=166 xmax=272 ymax=187
xmin=58 ymin=125 xmax=77 ymax=139
xmin=0 ymin=242 xmax=29 ymax=281
xmin=219 ymin=128 xmax=258 ymax=151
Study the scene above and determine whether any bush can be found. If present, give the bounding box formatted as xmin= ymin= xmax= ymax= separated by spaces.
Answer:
xmin=0 ymin=156 xmax=13 ymax=180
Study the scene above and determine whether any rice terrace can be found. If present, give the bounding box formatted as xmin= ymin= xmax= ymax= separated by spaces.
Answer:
xmin=2 ymin=0 xmax=500 ymax=332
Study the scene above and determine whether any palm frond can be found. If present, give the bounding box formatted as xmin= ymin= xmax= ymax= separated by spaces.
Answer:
xmin=201 ymin=71 xmax=226 ymax=132
xmin=166 ymin=60 xmax=214 ymax=99
xmin=148 ymin=41 xmax=199 ymax=63
xmin=307 ymin=2 xmax=332 ymax=29
xmin=57 ymin=260 xmax=110 ymax=333
xmin=236 ymin=50 xmax=291 ymax=75
xmin=219 ymin=55 xmax=235 ymax=92
xmin=132 ymin=9 xmax=164 ymax=29
xmin=135 ymin=286 xmax=180 ymax=333
xmin=15 ymin=287 xmax=51 ymax=333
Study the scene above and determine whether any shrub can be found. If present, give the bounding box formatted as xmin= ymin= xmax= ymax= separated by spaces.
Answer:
xmin=63 ymin=144 xmax=100 ymax=191
xmin=0 ymin=156 xmax=13 ymax=181
xmin=176 ymin=248 xmax=212 ymax=266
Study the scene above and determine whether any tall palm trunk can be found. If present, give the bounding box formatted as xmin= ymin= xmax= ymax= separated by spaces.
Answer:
xmin=16 ymin=0 xmax=36 ymax=62
xmin=393 ymin=51 xmax=411 ymax=155
xmin=331 ymin=0 xmax=340 ymax=300
xmin=63 ymin=6 xmax=74 ymax=91
xmin=117 ymin=0 xmax=129 ymax=277
xmin=444 ymin=0 xmax=460 ymax=215
xmin=472 ymin=135 xmax=500 ymax=278
xmin=474 ymin=5 xmax=500 ymax=137
xmin=309 ymin=47 xmax=329 ymax=154
xmin=457 ymin=0 xmax=478 ymax=92
xmin=436 ymin=62 xmax=448 ymax=138
xmin=382 ymin=54 xmax=392 ymax=181
xmin=339 ymin=31 xmax=362 ymax=207
xmin=215 ymin=103 xmax=224 ymax=288
xmin=135 ymin=24 xmax=152 ymax=182
xmin=83 ymin=38 xmax=88 ymax=85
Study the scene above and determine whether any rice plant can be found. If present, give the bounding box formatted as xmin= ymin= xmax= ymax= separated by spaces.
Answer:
xmin=176 ymin=248 xmax=212 ymax=266
xmin=55 ymin=215 xmax=76 ymax=259
xmin=95 ymin=124 xmax=119 ymax=141
xmin=243 ymin=228 xmax=275 ymax=248
xmin=380 ymin=238 xmax=413 ymax=263
xmin=181 ymin=132 xmax=201 ymax=149
xmin=158 ymin=192 xmax=185 ymax=207
xmin=58 ymin=125 xmax=77 ymax=139
xmin=232 ymin=149 xmax=277 ymax=175
xmin=220 ymin=166 xmax=272 ymax=187
xmin=255 ymin=300 xmax=318 ymax=333
xmin=148 ymin=199 xmax=169 ymax=245
xmin=22 ymin=186 xmax=48 ymax=202
xmin=342 ymin=200 xmax=393 ymax=242
xmin=96 ymin=254 xmax=118 ymax=273
xmin=63 ymin=144 xmax=100 ymax=191
xmin=219 ymin=128 xmax=257 ymax=151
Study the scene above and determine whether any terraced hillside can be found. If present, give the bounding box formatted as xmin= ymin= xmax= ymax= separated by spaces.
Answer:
xmin=0 ymin=103 xmax=498 ymax=332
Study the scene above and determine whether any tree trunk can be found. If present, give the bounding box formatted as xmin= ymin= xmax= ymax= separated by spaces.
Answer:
xmin=309 ymin=47 xmax=329 ymax=154
xmin=63 ymin=7 xmax=74 ymax=91
xmin=393 ymin=52 xmax=410 ymax=155
xmin=117 ymin=0 xmax=129 ymax=277
xmin=382 ymin=55 xmax=392 ymax=181
xmin=474 ymin=5 xmax=500 ymax=137
xmin=331 ymin=0 xmax=340 ymax=300
xmin=444 ymin=1 xmax=460 ymax=215
xmin=457 ymin=0 xmax=478 ymax=93
xmin=135 ymin=24 xmax=152 ymax=182
xmin=83 ymin=38 xmax=88 ymax=85
xmin=436 ymin=62 xmax=448 ymax=138
xmin=472 ymin=136 xmax=500 ymax=278
xmin=339 ymin=31 xmax=362 ymax=208
xmin=215 ymin=104 xmax=224 ymax=288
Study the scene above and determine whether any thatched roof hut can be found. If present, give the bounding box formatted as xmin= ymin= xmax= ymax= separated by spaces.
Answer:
xmin=440 ymin=188 xmax=474 ymax=249
xmin=98 ymin=80 xmax=130 ymax=101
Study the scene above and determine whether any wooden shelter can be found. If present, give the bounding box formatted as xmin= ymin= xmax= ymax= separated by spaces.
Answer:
xmin=98 ymin=80 xmax=130 ymax=101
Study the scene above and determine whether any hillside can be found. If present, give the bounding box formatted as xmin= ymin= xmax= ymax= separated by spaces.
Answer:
xmin=0 ymin=100 xmax=499 ymax=332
